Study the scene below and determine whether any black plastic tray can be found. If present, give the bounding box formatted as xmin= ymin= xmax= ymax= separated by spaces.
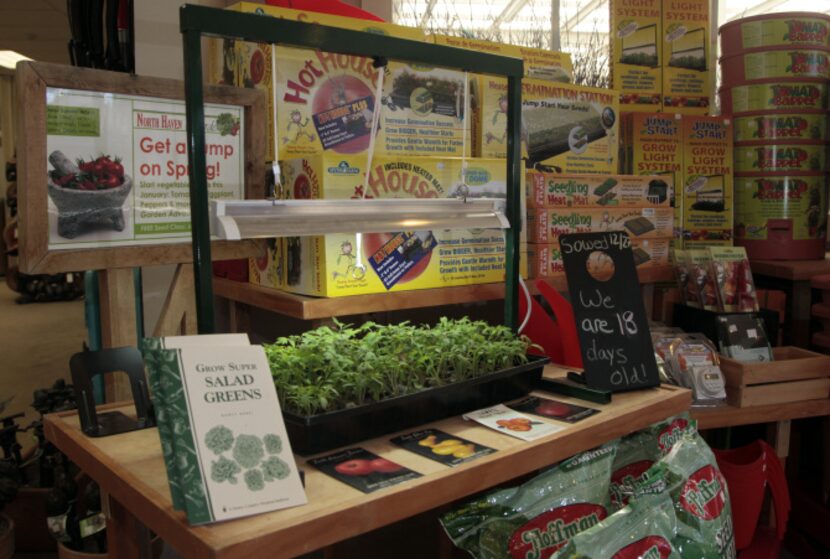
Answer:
xmin=284 ymin=354 xmax=549 ymax=455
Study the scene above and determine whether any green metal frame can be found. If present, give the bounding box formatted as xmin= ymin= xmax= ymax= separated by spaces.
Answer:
xmin=179 ymin=4 xmax=524 ymax=334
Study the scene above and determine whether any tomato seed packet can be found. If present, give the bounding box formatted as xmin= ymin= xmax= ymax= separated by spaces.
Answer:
xmin=508 ymin=396 xmax=599 ymax=423
xmin=463 ymin=404 xmax=564 ymax=441
xmin=307 ymin=447 xmax=421 ymax=494
xmin=391 ymin=429 xmax=495 ymax=467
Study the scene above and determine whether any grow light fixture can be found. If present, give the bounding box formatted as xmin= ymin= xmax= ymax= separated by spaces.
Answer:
xmin=210 ymin=198 xmax=510 ymax=240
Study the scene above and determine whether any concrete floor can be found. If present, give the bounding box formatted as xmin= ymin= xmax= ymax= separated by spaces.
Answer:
xmin=0 ymin=283 xmax=84 ymax=451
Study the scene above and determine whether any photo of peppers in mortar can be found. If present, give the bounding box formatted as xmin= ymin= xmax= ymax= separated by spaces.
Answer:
xmin=47 ymin=149 xmax=132 ymax=239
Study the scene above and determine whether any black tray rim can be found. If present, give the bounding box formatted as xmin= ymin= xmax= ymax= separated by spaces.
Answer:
xmin=282 ymin=354 xmax=550 ymax=427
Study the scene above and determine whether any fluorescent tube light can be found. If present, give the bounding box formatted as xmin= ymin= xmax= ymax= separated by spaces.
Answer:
xmin=210 ymin=198 xmax=509 ymax=241
xmin=0 ymin=51 xmax=32 ymax=70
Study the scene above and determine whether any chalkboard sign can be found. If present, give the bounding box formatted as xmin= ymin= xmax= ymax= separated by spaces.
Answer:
xmin=560 ymin=231 xmax=660 ymax=392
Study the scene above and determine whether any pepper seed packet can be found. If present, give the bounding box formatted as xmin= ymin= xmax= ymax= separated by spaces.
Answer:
xmin=391 ymin=429 xmax=495 ymax=467
xmin=307 ymin=447 xmax=421 ymax=494
xmin=463 ymin=404 xmax=564 ymax=441
xmin=508 ymin=396 xmax=599 ymax=423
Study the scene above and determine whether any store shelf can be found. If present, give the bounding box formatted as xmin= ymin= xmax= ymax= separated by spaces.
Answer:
xmin=44 ymin=366 xmax=690 ymax=559
xmin=214 ymin=265 xmax=675 ymax=320
xmin=750 ymin=254 xmax=830 ymax=281
xmin=691 ymin=399 xmax=830 ymax=430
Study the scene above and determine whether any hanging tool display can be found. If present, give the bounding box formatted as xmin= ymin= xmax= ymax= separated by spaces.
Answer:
xmin=67 ymin=0 xmax=133 ymax=73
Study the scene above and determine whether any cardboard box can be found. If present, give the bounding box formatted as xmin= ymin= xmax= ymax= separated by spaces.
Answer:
xmin=526 ymin=207 xmax=673 ymax=243
xmin=623 ymin=112 xmax=683 ymax=238
xmin=248 ymin=239 xmax=284 ymax=289
xmin=662 ymin=0 xmax=711 ymax=114
xmin=481 ymin=79 xmax=620 ymax=173
xmin=278 ymin=155 xmax=519 ymax=296
xmin=610 ymin=0 xmax=663 ymax=111
xmin=526 ymin=172 xmax=672 ymax=208
xmin=527 ymin=237 xmax=671 ymax=277
xmin=681 ymin=116 xmax=733 ymax=246
xmin=215 ymin=3 xmax=429 ymax=161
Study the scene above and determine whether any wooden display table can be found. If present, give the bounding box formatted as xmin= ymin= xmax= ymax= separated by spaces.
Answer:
xmin=750 ymin=255 xmax=830 ymax=348
xmin=44 ymin=366 xmax=689 ymax=559
xmin=215 ymin=266 xmax=675 ymax=323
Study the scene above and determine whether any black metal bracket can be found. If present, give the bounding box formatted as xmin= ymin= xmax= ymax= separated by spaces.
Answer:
xmin=69 ymin=347 xmax=155 ymax=437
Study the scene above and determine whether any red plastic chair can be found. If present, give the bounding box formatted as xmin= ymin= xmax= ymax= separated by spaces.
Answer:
xmin=713 ymin=440 xmax=790 ymax=552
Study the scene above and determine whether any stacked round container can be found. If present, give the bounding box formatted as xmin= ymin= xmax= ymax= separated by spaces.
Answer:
xmin=720 ymin=12 xmax=830 ymax=259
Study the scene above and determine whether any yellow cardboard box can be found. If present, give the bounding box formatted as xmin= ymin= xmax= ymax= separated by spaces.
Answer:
xmin=248 ymin=239 xmax=284 ymax=289
xmin=662 ymin=0 xmax=711 ymax=114
xmin=277 ymin=155 xmax=521 ymax=296
xmin=526 ymin=172 xmax=672 ymax=208
xmin=624 ymin=112 xmax=683 ymax=239
xmin=481 ymin=79 xmax=620 ymax=173
xmin=526 ymin=207 xmax=673 ymax=243
xmin=610 ymin=0 xmax=663 ymax=111
xmin=527 ymin=237 xmax=670 ymax=276
xmin=217 ymin=2 xmax=429 ymax=161
xmin=681 ymin=116 xmax=733 ymax=246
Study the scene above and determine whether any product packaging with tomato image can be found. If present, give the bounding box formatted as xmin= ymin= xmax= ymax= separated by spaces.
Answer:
xmin=632 ymin=432 xmax=735 ymax=559
xmin=440 ymin=442 xmax=617 ymax=559
xmin=391 ymin=428 xmax=495 ymax=467
xmin=276 ymin=155 xmax=522 ymax=297
xmin=307 ymin=447 xmax=420 ymax=494
xmin=463 ymin=404 xmax=562 ymax=441
xmin=553 ymin=493 xmax=681 ymax=559
xmin=508 ymin=396 xmax=599 ymax=423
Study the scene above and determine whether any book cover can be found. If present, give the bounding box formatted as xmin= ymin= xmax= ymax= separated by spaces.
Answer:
xmin=142 ymin=334 xmax=250 ymax=512
xmin=164 ymin=344 xmax=306 ymax=523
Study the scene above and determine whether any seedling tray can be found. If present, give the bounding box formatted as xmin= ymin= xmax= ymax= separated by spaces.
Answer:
xmin=284 ymin=355 xmax=549 ymax=455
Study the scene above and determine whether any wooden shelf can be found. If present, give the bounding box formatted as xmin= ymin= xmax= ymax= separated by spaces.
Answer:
xmin=691 ymin=399 xmax=830 ymax=430
xmin=750 ymin=254 xmax=830 ymax=281
xmin=45 ymin=366 xmax=690 ymax=559
xmin=214 ymin=265 xmax=675 ymax=320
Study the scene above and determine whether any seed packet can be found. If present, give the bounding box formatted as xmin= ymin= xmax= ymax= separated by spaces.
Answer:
xmin=390 ymin=429 xmax=495 ymax=467
xmin=708 ymin=247 xmax=758 ymax=312
xmin=686 ymin=250 xmax=718 ymax=311
xmin=670 ymin=249 xmax=693 ymax=306
xmin=715 ymin=314 xmax=773 ymax=362
xmin=633 ymin=433 xmax=736 ymax=559
xmin=440 ymin=442 xmax=618 ymax=559
xmin=508 ymin=396 xmax=599 ymax=423
xmin=463 ymin=404 xmax=564 ymax=441
xmin=653 ymin=334 xmax=726 ymax=404
xmin=308 ymin=448 xmax=421 ymax=494
xmin=552 ymin=493 xmax=681 ymax=559
xmin=609 ymin=414 xmax=696 ymax=508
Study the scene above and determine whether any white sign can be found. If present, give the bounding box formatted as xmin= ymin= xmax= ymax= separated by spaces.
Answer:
xmin=45 ymin=87 xmax=244 ymax=250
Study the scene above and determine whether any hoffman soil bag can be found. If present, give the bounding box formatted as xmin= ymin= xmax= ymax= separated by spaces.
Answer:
xmin=551 ymin=493 xmax=681 ymax=559
xmin=440 ymin=442 xmax=618 ymax=559
xmin=633 ymin=433 xmax=736 ymax=559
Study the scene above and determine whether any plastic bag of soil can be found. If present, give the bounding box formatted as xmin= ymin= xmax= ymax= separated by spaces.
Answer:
xmin=440 ymin=441 xmax=618 ymax=559
xmin=551 ymin=493 xmax=681 ymax=559
xmin=633 ymin=432 xmax=736 ymax=559
xmin=610 ymin=414 xmax=696 ymax=508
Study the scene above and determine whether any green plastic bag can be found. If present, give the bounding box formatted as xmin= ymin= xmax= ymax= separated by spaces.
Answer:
xmin=551 ymin=493 xmax=681 ymax=559
xmin=634 ymin=433 xmax=736 ymax=559
xmin=440 ymin=442 xmax=618 ymax=559
xmin=610 ymin=414 xmax=696 ymax=508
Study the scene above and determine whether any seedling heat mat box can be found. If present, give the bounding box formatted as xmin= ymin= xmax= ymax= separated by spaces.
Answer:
xmin=672 ymin=304 xmax=779 ymax=349
xmin=283 ymin=355 xmax=548 ymax=455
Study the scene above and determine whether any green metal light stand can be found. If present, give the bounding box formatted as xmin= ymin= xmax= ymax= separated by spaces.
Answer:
xmin=179 ymin=4 xmax=524 ymax=334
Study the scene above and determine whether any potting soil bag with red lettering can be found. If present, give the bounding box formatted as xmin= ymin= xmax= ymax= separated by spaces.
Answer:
xmin=440 ymin=442 xmax=617 ymax=559
xmin=551 ymin=493 xmax=681 ymax=559
xmin=610 ymin=414 xmax=696 ymax=508
xmin=633 ymin=433 xmax=736 ymax=559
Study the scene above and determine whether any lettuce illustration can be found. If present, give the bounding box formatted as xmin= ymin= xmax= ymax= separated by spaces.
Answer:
xmin=233 ymin=434 xmax=265 ymax=469
xmin=205 ymin=425 xmax=234 ymax=455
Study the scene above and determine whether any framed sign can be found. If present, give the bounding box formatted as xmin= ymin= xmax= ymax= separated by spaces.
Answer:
xmin=560 ymin=231 xmax=660 ymax=392
xmin=16 ymin=62 xmax=266 ymax=274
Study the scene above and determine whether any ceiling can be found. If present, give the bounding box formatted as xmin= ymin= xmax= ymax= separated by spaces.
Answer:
xmin=0 ymin=0 xmax=70 ymax=65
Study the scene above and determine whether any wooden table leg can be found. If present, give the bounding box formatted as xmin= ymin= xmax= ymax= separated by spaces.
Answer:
xmin=765 ymin=420 xmax=791 ymax=528
xmin=105 ymin=492 xmax=153 ymax=559
xmin=789 ymin=280 xmax=813 ymax=349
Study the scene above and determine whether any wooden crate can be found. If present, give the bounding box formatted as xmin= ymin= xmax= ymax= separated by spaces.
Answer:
xmin=720 ymin=346 xmax=830 ymax=407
